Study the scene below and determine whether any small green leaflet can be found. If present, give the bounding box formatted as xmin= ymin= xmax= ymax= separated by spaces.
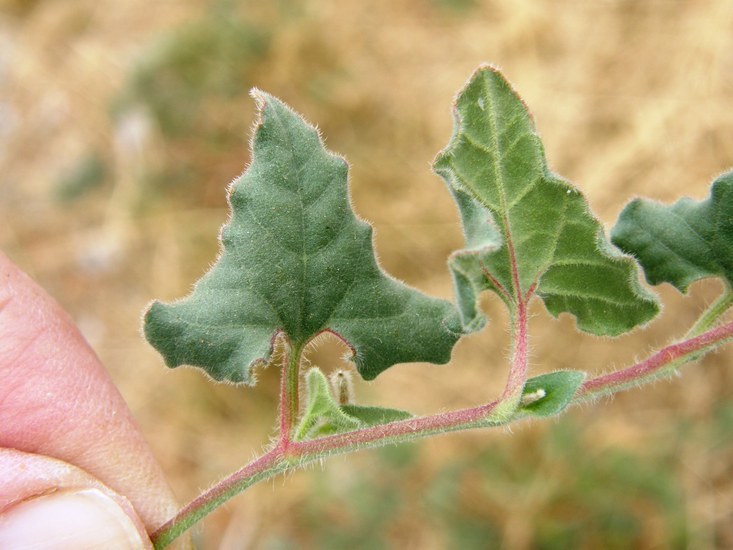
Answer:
xmin=434 ymin=66 xmax=659 ymax=336
xmin=295 ymin=368 xmax=361 ymax=440
xmin=340 ymin=404 xmax=412 ymax=426
xmin=516 ymin=371 xmax=586 ymax=418
xmin=294 ymin=368 xmax=412 ymax=441
xmin=611 ymin=170 xmax=733 ymax=292
xmin=144 ymin=91 xmax=461 ymax=383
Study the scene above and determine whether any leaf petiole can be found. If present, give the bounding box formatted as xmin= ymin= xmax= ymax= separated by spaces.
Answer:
xmin=685 ymin=285 xmax=733 ymax=338
xmin=279 ymin=339 xmax=305 ymax=444
xmin=499 ymin=290 xmax=531 ymax=405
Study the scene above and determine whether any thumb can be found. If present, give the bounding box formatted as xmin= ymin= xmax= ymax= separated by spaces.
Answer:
xmin=0 ymin=251 xmax=177 ymax=532
xmin=0 ymin=489 xmax=150 ymax=549
xmin=0 ymin=449 xmax=152 ymax=549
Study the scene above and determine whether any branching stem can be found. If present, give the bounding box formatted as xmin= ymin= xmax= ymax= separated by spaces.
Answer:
xmin=150 ymin=316 xmax=733 ymax=549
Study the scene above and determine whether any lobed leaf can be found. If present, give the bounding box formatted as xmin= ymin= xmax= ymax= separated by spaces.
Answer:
xmin=144 ymin=91 xmax=461 ymax=383
xmin=434 ymin=66 xmax=659 ymax=336
xmin=611 ymin=170 xmax=733 ymax=292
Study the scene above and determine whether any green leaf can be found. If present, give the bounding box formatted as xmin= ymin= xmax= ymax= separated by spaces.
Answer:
xmin=294 ymin=369 xmax=414 ymax=441
xmin=611 ymin=170 xmax=733 ymax=292
xmin=434 ymin=66 xmax=659 ymax=336
xmin=516 ymin=370 xmax=586 ymax=417
xmin=144 ymin=91 xmax=461 ymax=383
xmin=294 ymin=368 xmax=361 ymax=441
xmin=341 ymin=404 xmax=413 ymax=426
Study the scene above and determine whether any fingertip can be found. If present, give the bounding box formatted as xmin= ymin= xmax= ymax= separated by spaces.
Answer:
xmin=0 ymin=488 xmax=151 ymax=550
xmin=0 ymin=254 xmax=178 ymax=532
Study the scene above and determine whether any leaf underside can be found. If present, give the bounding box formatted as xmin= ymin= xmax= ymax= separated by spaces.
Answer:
xmin=611 ymin=170 xmax=733 ymax=292
xmin=434 ymin=65 xmax=659 ymax=336
xmin=144 ymin=92 xmax=461 ymax=383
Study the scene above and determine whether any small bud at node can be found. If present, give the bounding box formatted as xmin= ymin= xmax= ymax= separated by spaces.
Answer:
xmin=520 ymin=388 xmax=546 ymax=407
xmin=329 ymin=369 xmax=354 ymax=405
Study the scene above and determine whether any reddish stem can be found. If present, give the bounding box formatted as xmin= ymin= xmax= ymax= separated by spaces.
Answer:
xmin=501 ymin=296 xmax=529 ymax=400
xmin=295 ymin=399 xmax=499 ymax=456
xmin=150 ymin=448 xmax=284 ymax=547
xmin=278 ymin=351 xmax=292 ymax=445
xmin=150 ymin=398 xmax=501 ymax=548
xmin=151 ymin=319 xmax=733 ymax=548
xmin=579 ymin=320 xmax=733 ymax=398
xmin=481 ymin=263 xmax=512 ymax=304
xmin=278 ymin=342 xmax=304 ymax=447
xmin=498 ymin=221 xmax=534 ymax=401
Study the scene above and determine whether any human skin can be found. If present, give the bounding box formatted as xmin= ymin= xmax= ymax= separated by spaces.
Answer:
xmin=0 ymin=251 xmax=178 ymax=547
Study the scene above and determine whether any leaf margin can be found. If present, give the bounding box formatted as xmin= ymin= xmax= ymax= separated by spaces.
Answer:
xmin=144 ymin=89 xmax=462 ymax=384
xmin=434 ymin=64 xmax=660 ymax=337
xmin=611 ymin=169 xmax=733 ymax=293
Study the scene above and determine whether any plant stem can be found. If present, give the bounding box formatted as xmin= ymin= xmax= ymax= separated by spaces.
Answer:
xmin=296 ymin=400 xmax=502 ymax=457
xmin=500 ymin=282 xmax=535 ymax=403
xmin=501 ymin=298 xmax=529 ymax=402
xmin=151 ymin=398 xmax=504 ymax=548
xmin=491 ymin=210 xmax=534 ymax=405
xmin=576 ymin=320 xmax=733 ymax=400
xmin=279 ymin=341 xmax=304 ymax=444
xmin=150 ymin=449 xmax=288 ymax=548
xmin=151 ymin=319 xmax=733 ymax=548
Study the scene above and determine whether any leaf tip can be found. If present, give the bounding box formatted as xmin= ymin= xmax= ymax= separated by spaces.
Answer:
xmin=462 ymin=63 xmax=536 ymax=123
xmin=249 ymin=86 xmax=266 ymax=108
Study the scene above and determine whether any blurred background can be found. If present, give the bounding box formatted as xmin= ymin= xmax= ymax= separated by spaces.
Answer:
xmin=2 ymin=0 xmax=733 ymax=548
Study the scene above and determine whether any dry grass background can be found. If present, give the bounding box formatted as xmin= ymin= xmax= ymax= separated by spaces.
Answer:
xmin=2 ymin=0 xmax=733 ymax=548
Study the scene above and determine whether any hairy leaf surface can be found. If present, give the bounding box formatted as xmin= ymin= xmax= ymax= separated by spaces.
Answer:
xmin=295 ymin=369 xmax=412 ymax=440
xmin=434 ymin=66 xmax=659 ymax=336
xmin=295 ymin=368 xmax=361 ymax=440
xmin=144 ymin=92 xmax=460 ymax=383
xmin=340 ymin=404 xmax=413 ymax=426
xmin=516 ymin=371 xmax=585 ymax=418
xmin=611 ymin=171 xmax=733 ymax=292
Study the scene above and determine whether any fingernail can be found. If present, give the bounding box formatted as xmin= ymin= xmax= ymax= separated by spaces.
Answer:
xmin=0 ymin=488 xmax=148 ymax=549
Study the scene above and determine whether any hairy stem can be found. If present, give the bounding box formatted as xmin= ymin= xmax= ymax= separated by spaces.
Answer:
xmin=577 ymin=320 xmax=733 ymax=400
xmin=500 ymin=282 xmax=535 ymax=403
xmin=296 ymin=400 xmax=502 ymax=457
xmin=151 ymin=319 xmax=733 ymax=548
xmin=501 ymin=299 xmax=529 ymax=402
xmin=151 ymin=397 xmax=504 ymax=548
xmin=279 ymin=341 xmax=304 ymax=444
xmin=151 ymin=450 xmax=287 ymax=549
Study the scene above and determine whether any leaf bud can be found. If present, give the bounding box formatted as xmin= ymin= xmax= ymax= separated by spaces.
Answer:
xmin=329 ymin=369 xmax=354 ymax=405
